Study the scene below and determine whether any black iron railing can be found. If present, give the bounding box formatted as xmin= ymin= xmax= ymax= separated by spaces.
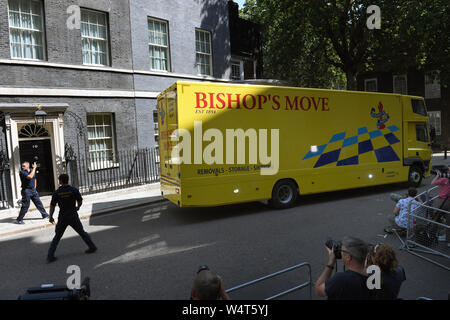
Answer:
xmin=66 ymin=148 xmax=160 ymax=195
xmin=0 ymin=150 xmax=13 ymax=209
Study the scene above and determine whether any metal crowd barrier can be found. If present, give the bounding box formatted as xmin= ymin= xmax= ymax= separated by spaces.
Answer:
xmin=396 ymin=186 xmax=450 ymax=271
xmin=225 ymin=262 xmax=312 ymax=300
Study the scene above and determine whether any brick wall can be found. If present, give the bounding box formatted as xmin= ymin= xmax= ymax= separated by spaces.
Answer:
xmin=0 ymin=96 xmax=138 ymax=156
xmin=0 ymin=0 xmax=236 ymax=151
xmin=130 ymin=0 xmax=231 ymax=84
xmin=357 ymin=70 xmax=449 ymax=149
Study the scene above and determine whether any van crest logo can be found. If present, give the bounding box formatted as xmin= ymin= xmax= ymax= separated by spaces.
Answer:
xmin=370 ymin=102 xmax=389 ymax=129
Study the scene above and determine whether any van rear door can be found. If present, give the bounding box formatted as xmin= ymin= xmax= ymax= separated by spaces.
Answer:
xmin=157 ymin=87 xmax=181 ymax=205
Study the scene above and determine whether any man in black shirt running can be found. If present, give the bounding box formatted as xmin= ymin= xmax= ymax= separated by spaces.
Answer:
xmin=47 ymin=174 xmax=97 ymax=263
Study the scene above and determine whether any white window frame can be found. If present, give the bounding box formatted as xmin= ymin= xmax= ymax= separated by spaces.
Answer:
xmin=148 ymin=17 xmax=170 ymax=72
xmin=87 ymin=113 xmax=117 ymax=170
xmin=195 ymin=28 xmax=212 ymax=76
xmin=364 ymin=78 xmax=378 ymax=92
xmin=153 ymin=110 xmax=159 ymax=139
xmin=81 ymin=8 xmax=109 ymax=66
xmin=425 ymin=70 xmax=441 ymax=99
xmin=393 ymin=74 xmax=407 ymax=94
xmin=7 ymin=0 xmax=46 ymax=61
xmin=427 ymin=111 xmax=441 ymax=136
xmin=153 ymin=109 xmax=160 ymax=163
xmin=231 ymin=60 xmax=243 ymax=80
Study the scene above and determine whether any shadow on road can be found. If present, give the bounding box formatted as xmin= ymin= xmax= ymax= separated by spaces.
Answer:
xmin=0 ymin=197 xmax=272 ymax=299
xmin=1 ymin=178 xmax=444 ymax=300
xmin=88 ymin=195 xmax=270 ymax=227
xmin=296 ymin=182 xmax=409 ymax=205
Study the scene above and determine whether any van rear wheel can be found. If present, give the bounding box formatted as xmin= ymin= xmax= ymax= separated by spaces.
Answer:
xmin=270 ymin=180 xmax=298 ymax=209
xmin=408 ymin=165 xmax=423 ymax=187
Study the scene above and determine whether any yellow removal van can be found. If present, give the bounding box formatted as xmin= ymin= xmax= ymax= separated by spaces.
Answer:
xmin=157 ymin=81 xmax=432 ymax=208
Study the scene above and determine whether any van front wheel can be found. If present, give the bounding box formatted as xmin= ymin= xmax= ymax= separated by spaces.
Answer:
xmin=408 ymin=165 xmax=423 ymax=187
xmin=270 ymin=180 xmax=298 ymax=209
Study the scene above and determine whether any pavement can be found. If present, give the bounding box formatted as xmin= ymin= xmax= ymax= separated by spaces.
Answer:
xmin=0 ymin=182 xmax=163 ymax=238
xmin=0 ymin=152 xmax=448 ymax=239
xmin=430 ymin=152 xmax=450 ymax=168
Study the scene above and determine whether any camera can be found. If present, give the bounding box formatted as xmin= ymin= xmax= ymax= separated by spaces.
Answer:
xmin=430 ymin=165 xmax=449 ymax=178
xmin=325 ymin=237 xmax=342 ymax=259
xmin=18 ymin=277 xmax=90 ymax=300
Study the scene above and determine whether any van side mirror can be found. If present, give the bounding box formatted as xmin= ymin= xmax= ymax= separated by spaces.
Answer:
xmin=429 ymin=125 xmax=436 ymax=143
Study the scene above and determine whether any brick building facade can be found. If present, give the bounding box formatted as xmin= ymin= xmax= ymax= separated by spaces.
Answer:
xmin=0 ymin=0 xmax=262 ymax=207
xmin=357 ymin=70 xmax=449 ymax=150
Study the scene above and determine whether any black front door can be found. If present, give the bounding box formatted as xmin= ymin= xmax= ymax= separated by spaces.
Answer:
xmin=19 ymin=139 xmax=55 ymax=196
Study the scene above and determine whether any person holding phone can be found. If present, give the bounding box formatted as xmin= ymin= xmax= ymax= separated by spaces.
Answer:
xmin=16 ymin=161 xmax=49 ymax=224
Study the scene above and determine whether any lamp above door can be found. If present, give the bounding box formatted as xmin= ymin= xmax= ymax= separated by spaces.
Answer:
xmin=34 ymin=104 xmax=47 ymax=126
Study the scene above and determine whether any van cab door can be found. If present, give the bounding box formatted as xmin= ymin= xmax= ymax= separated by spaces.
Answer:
xmin=404 ymin=122 xmax=431 ymax=185
xmin=406 ymin=122 xmax=432 ymax=161
xmin=403 ymin=98 xmax=432 ymax=185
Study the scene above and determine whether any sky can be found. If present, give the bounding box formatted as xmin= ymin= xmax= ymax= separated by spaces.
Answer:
xmin=233 ymin=0 xmax=246 ymax=9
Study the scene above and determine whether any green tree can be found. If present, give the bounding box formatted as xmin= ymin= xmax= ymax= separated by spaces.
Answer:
xmin=240 ymin=0 xmax=344 ymax=89
xmin=370 ymin=0 xmax=450 ymax=87
xmin=242 ymin=0 xmax=449 ymax=89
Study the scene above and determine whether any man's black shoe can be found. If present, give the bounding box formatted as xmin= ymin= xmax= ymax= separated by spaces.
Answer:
xmin=85 ymin=248 xmax=97 ymax=254
xmin=42 ymin=213 xmax=49 ymax=219
xmin=47 ymin=256 xmax=57 ymax=263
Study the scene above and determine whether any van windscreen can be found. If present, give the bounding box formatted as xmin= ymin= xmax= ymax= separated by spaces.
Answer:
xmin=411 ymin=99 xmax=427 ymax=116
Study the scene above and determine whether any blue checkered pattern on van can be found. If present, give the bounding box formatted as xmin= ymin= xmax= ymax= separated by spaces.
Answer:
xmin=302 ymin=125 xmax=401 ymax=168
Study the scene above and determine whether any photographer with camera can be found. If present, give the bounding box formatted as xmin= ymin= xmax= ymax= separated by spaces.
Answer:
xmin=315 ymin=236 xmax=371 ymax=300
xmin=431 ymin=164 xmax=450 ymax=212
xmin=190 ymin=265 xmax=230 ymax=300
xmin=16 ymin=161 xmax=49 ymax=224
xmin=431 ymin=164 xmax=450 ymax=245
